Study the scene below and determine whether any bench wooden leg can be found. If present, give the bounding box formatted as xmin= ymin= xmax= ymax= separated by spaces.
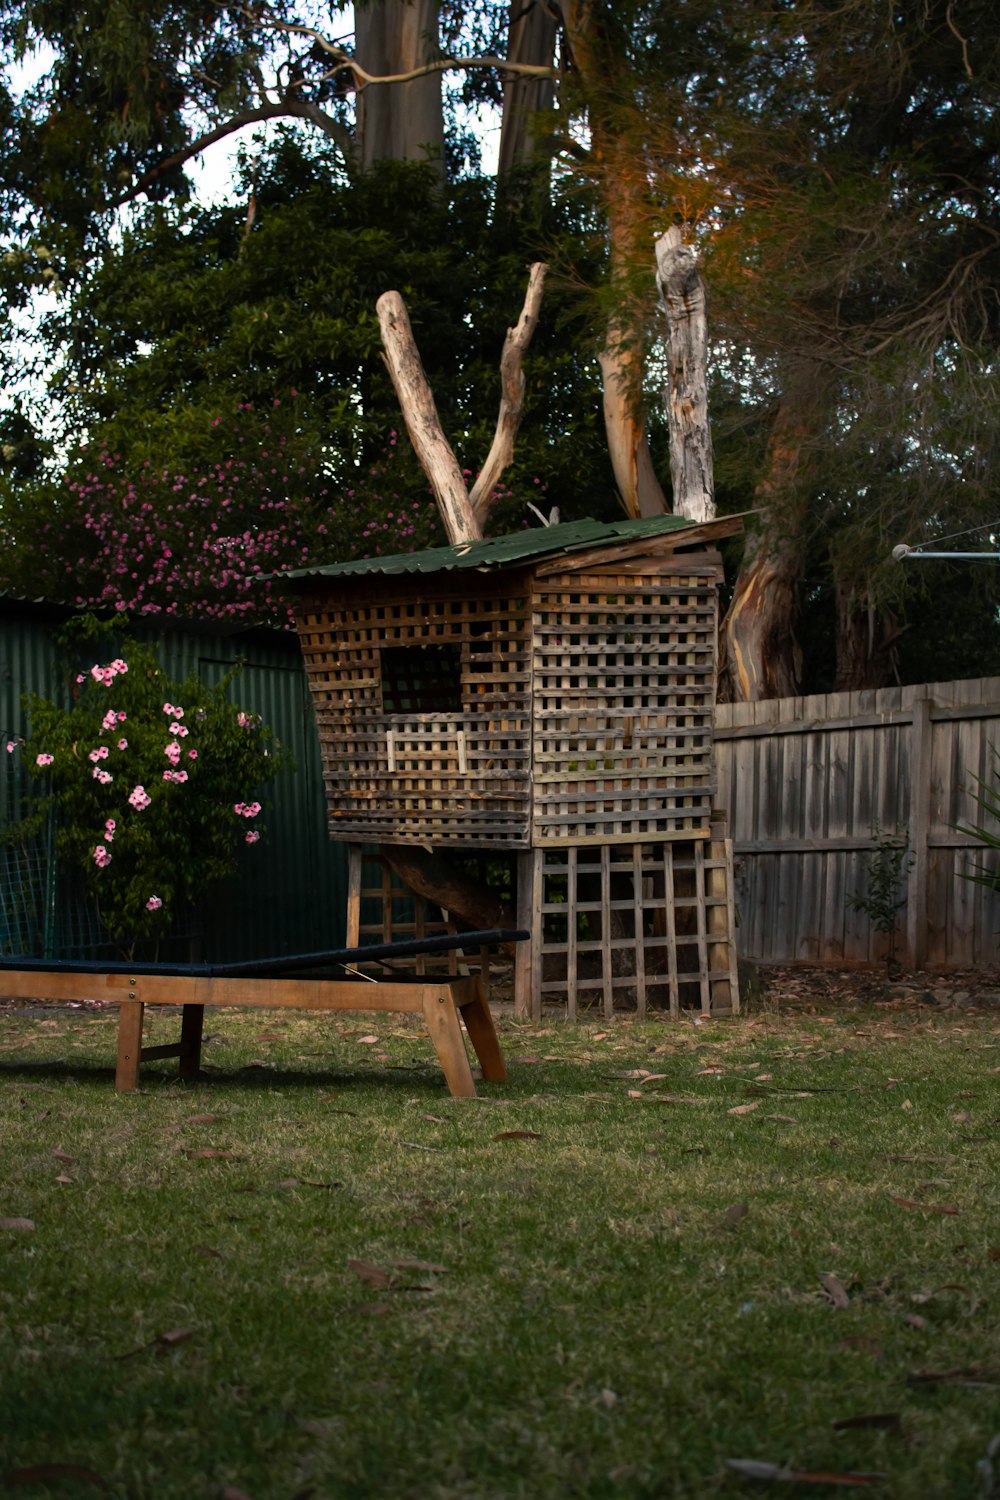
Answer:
xmin=458 ymin=975 xmax=507 ymax=1083
xmin=115 ymin=1000 xmax=145 ymax=1091
xmin=179 ymin=1004 xmax=205 ymax=1080
xmin=421 ymin=987 xmax=477 ymax=1098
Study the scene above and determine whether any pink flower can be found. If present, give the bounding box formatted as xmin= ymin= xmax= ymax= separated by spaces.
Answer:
xmin=101 ymin=710 xmax=118 ymax=732
xmin=110 ymin=659 xmax=127 ymax=675
xmin=5 ymin=741 xmax=16 ymax=753
xmin=105 ymin=819 xmax=116 ymax=837
xmin=145 ymin=896 xmax=163 ymax=911
xmin=92 ymin=769 xmax=113 ymax=785
xmin=162 ymin=702 xmax=176 ymax=716
xmin=128 ymin=785 xmax=152 ymax=810
xmin=88 ymin=746 xmax=110 ymax=762
xmin=35 ymin=753 xmax=54 ymax=766
xmin=93 ymin=845 xmax=112 ymax=868
xmin=188 ymin=749 xmax=198 ymax=760
xmin=117 ymin=712 xmax=127 ymax=722
xmin=170 ymin=723 xmax=189 ymax=738
xmin=245 ymin=829 xmax=260 ymax=844
xmin=117 ymin=738 xmax=128 ymax=750
xmin=164 ymin=741 xmax=181 ymax=764
xmin=162 ymin=769 xmax=188 ymax=783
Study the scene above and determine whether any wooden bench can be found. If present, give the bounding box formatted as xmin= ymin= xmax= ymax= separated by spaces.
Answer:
xmin=0 ymin=930 xmax=525 ymax=1097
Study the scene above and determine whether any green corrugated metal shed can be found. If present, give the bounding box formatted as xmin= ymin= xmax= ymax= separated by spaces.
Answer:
xmin=284 ymin=514 xmax=704 ymax=581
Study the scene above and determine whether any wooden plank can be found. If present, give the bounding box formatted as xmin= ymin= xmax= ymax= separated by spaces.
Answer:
xmin=906 ymin=693 xmax=932 ymax=968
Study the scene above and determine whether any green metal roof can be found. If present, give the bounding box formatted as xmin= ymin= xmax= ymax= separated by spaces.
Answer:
xmin=283 ymin=514 xmax=702 ymax=582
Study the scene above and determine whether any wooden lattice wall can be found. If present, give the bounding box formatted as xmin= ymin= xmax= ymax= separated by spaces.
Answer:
xmin=530 ymin=561 xmax=719 ymax=844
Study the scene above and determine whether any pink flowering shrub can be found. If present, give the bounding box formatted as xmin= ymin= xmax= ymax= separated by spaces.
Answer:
xmin=0 ymin=402 xmax=544 ymax=625
xmin=8 ymin=626 xmax=285 ymax=955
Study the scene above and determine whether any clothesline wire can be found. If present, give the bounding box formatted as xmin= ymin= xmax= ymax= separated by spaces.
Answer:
xmin=908 ymin=519 xmax=1000 ymax=552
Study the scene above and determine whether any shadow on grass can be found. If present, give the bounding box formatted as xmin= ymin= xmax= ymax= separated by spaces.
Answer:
xmin=0 ymin=1056 xmax=506 ymax=1097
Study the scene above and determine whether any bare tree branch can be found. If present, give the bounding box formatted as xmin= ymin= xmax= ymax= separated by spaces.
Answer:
xmin=470 ymin=262 xmax=547 ymax=524
xmin=376 ymin=291 xmax=482 ymax=546
xmin=108 ymin=101 xmax=357 ymax=208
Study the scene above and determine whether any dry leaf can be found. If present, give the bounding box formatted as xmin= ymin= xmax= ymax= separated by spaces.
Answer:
xmin=185 ymin=1149 xmax=238 ymax=1160
xmin=193 ymin=1245 xmax=222 ymax=1259
xmin=493 ymin=1129 xmax=542 ymax=1140
xmin=357 ymin=1035 xmax=379 ymax=1045
xmin=157 ymin=1328 xmax=194 ymax=1347
xmin=831 ymin=1413 xmax=901 ymax=1432
xmin=0 ymin=1217 xmax=34 ymax=1231
xmin=52 ymin=1149 xmax=77 ymax=1165
xmin=728 ymin=1101 xmax=760 ymax=1116
xmin=892 ymin=1197 xmax=959 ymax=1215
xmin=725 ymin=1458 xmax=885 ymax=1485
xmin=54 ymin=1173 xmax=74 ymax=1186
xmin=592 ymin=1032 xmax=609 ymax=1041
xmin=821 ymin=1273 xmax=851 ymax=1309
xmin=627 ymin=1089 xmax=643 ymax=1099
xmin=903 ymin=1314 xmax=928 ymax=1331
xmin=719 ymin=1202 xmax=749 ymax=1232
xmin=348 ymin=1259 xmax=392 ymax=1288
xmin=186 ymin=1113 xmax=221 ymax=1125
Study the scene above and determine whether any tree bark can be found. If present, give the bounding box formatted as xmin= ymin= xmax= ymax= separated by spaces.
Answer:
xmin=470 ymin=262 xmax=548 ymax=525
xmin=556 ymin=1 xmax=670 ymax=521
xmin=721 ymin=361 xmax=831 ymax=701
xmin=381 ymin=846 xmax=516 ymax=931
xmin=376 ymin=290 xmax=482 ymax=545
xmin=497 ymin=0 xmax=559 ymax=176
xmin=355 ymin=0 xmax=445 ymax=177
xmin=833 ymin=576 xmax=901 ymax=691
xmin=656 ymin=226 xmax=715 ymax=522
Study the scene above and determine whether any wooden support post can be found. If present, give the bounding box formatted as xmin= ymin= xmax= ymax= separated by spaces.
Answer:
xmin=115 ymin=999 xmax=145 ymax=1091
xmin=907 ymin=692 xmax=932 ymax=971
xmin=458 ymin=974 xmax=508 ymax=1083
xmin=420 ymin=986 xmax=478 ymax=1098
xmin=514 ymin=850 xmax=534 ymax=1020
xmin=179 ymin=1004 xmax=205 ymax=1079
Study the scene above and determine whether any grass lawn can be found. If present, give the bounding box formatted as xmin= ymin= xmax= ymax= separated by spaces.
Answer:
xmin=0 ymin=992 xmax=998 ymax=1499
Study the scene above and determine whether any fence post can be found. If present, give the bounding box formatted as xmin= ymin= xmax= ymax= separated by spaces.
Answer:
xmin=906 ymin=691 xmax=932 ymax=970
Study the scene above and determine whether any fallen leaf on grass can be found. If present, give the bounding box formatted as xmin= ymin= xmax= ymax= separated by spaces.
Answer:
xmin=0 ymin=1463 xmax=111 ymax=1490
xmin=186 ymin=1148 xmax=239 ymax=1160
xmin=348 ymin=1259 xmax=392 ymax=1288
xmin=718 ymin=1202 xmax=749 ymax=1232
xmin=254 ymin=1033 xmax=284 ymax=1041
xmin=728 ymin=1102 xmax=760 ymax=1116
xmin=725 ymin=1458 xmax=885 ymax=1485
xmin=907 ymin=1366 xmax=1000 ymax=1389
xmin=185 ymin=1113 xmax=221 ymax=1125
xmin=54 ymin=1174 xmax=74 ymax=1186
xmin=423 ymin=1114 xmax=449 ymax=1124
xmin=51 ymin=1150 xmax=76 ymax=1165
xmin=831 ymin=1413 xmax=901 ymax=1433
xmin=903 ymin=1314 xmax=928 ymax=1331
xmin=891 ymin=1197 xmax=959 ymax=1215
xmin=821 ymin=1274 xmax=851 ymax=1308
xmin=157 ymin=1328 xmax=194 ymax=1348
xmin=0 ymin=1218 xmax=34 ymax=1231
xmin=766 ymin=1114 xmax=798 ymax=1123
xmin=193 ymin=1245 xmax=222 ymax=1259
xmin=356 ymin=1035 xmax=379 ymax=1045
xmin=493 ymin=1130 xmax=542 ymax=1140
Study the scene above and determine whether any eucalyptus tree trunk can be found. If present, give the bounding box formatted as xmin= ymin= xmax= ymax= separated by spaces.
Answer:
xmin=655 ymin=226 xmax=715 ymax=522
xmin=833 ymin=575 xmax=901 ymax=691
xmin=556 ymin=0 xmax=670 ymax=520
xmin=497 ymin=0 xmax=558 ymax=175
xmin=354 ymin=0 xmax=445 ymax=176
xmin=721 ymin=361 xmax=831 ymax=701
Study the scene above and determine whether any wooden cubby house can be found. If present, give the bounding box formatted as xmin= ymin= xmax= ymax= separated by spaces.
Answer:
xmin=287 ymin=514 xmax=742 ymax=1019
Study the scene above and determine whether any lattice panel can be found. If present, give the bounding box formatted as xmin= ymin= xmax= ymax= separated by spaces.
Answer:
xmin=530 ymin=569 xmax=719 ymax=843
xmin=530 ymin=836 xmax=738 ymax=1019
xmin=294 ymin=582 xmax=532 ymax=848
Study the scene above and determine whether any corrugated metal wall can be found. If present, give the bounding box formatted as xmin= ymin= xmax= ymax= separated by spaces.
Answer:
xmin=0 ymin=601 xmax=347 ymax=962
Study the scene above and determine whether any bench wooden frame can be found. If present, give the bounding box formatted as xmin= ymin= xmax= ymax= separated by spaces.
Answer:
xmin=0 ymin=935 xmax=520 ymax=1097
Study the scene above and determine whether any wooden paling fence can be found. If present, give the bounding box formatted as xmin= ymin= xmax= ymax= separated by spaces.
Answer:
xmin=714 ymin=677 xmax=1000 ymax=970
